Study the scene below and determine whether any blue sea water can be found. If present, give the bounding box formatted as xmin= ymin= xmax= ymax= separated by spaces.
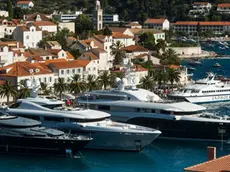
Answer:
xmin=4 ymin=44 xmax=230 ymax=172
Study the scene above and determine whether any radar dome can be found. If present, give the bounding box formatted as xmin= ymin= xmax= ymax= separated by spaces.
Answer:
xmin=115 ymin=77 xmax=121 ymax=83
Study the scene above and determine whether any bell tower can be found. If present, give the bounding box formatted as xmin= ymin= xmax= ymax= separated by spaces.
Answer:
xmin=94 ymin=0 xmax=103 ymax=31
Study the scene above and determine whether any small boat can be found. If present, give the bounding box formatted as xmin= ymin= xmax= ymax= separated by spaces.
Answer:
xmin=187 ymin=73 xmax=194 ymax=77
xmin=187 ymin=67 xmax=196 ymax=71
xmin=188 ymin=60 xmax=202 ymax=66
xmin=213 ymin=63 xmax=221 ymax=67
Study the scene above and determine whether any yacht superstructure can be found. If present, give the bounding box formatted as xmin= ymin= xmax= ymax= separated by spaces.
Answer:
xmin=168 ymin=73 xmax=230 ymax=103
xmin=77 ymin=59 xmax=230 ymax=142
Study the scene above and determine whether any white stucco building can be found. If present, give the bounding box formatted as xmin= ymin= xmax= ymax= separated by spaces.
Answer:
xmin=144 ymin=18 xmax=170 ymax=30
xmin=13 ymin=23 xmax=42 ymax=48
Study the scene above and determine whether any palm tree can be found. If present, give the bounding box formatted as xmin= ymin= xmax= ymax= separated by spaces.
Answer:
xmin=167 ymin=68 xmax=181 ymax=88
xmin=154 ymin=69 xmax=168 ymax=86
xmin=17 ymin=79 xmax=30 ymax=99
xmin=40 ymin=82 xmax=51 ymax=95
xmin=160 ymin=48 xmax=180 ymax=65
xmin=110 ymin=41 xmax=125 ymax=66
xmin=139 ymin=75 xmax=155 ymax=91
xmin=99 ymin=71 xmax=110 ymax=90
xmin=69 ymin=74 xmax=86 ymax=97
xmin=53 ymin=78 xmax=67 ymax=100
xmin=0 ymin=80 xmax=17 ymax=105
xmin=86 ymin=75 xmax=99 ymax=91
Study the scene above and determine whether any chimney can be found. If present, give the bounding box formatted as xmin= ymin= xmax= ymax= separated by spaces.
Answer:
xmin=207 ymin=146 xmax=216 ymax=161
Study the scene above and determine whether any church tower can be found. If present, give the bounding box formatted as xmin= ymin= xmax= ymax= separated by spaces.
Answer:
xmin=94 ymin=0 xmax=103 ymax=31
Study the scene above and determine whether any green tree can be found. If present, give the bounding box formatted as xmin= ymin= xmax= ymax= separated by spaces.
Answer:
xmin=99 ymin=71 xmax=110 ymax=89
xmin=167 ymin=68 xmax=181 ymax=88
xmin=111 ymin=41 xmax=125 ymax=66
xmin=7 ymin=0 xmax=13 ymax=19
xmin=86 ymin=75 xmax=99 ymax=91
xmin=156 ymin=39 xmax=167 ymax=53
xmin=75 ymin=14 xmax=93 ymax=39
xmin=154 ymin=69 xmax=168 ymax=86
xmin=0 ymin=81 xmax=17 ymax=105
xmin=103 ymin=26 xmax=112 ymax=35
xmin=69 ymin=74 xmax=86 ymax=97
xmin=53 ymin=78 xmax=67 ymax=100
xmin=160 ymin=48 xmax=180 ymax=65
xmin=40 ymin=82 xmax=51 ymax=95
xmin=139 ymin=75 xmax=155 ymax=91
xmin=17 ymin=80 xmax=30 ymax=99
xmin=138 ymin=32 xmax=155 ymax=50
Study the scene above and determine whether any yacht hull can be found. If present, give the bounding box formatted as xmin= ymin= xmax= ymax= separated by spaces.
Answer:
xmin=84 ymin=130 xmax=160 ymax=152
xmin=126 ymin=117 xmax=230 ymax=142
xmin=168 ymin=94 xmax=230 ymax=104
xmin=0 ymin=134 xmax=89 ymax=157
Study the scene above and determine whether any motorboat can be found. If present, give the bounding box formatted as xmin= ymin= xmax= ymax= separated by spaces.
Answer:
xmin=0 ymin=111 xmax=91 ymax=157
xmin=168 ymin=72 xmax=230 ymax=103
xmin=187 ymin=67 xmax=196 ymax=71
xmin=188 ymin=60 xmax=202 ymax=66
xmin=212 ymin=63 xmax=221 ymax=67
xmin=6 ymin=79 xmax=161 ymax=152
xmin=76 ymin=59 xmax=230 ymax=142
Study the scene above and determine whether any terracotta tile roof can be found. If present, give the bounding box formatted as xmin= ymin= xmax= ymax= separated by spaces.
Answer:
xmin=135 ymin=53 xmax=149 ymax=58
xmin=175 ymin=21 xmax=230 ymax=26
xmin=24 ymin=12 xmax=50 ymax=22
xmin=108 ymin=27 xmax=128 ymax=33
xmin=46 ymin=41 xmax=61 ymax=48
xmin=122 ymin=45 xmax=149 ymax=52
xmin=129 ymin=28 xmax=164 ymax=35
xmin=144 ymin=18 xmax=167 ymax=24
xmin=90 ymin=48 xmax=106 ymax=55
xmin=44 ymin=59 xmax=67 ymax=65
xmin=28 ymin=55 xmax=44 ymax=62
xmin=81 ymin=52 xmax=98 ymax=60
xmin=29 ymin=48 xmax=52 ymax=56
xmin=168 ymin=64 xmax=180 ymax=69
xmin=193 ymin=2 xmax=209 ymax=5
xmin=79 ymin=40 xmax=91 ymax=48
xmin=95 ymin=34 xmax=107 ymax=39
xmin=66 ymin=51 xmax=74 ymax=59
xmin=0 ymin=41 xmax=23 ymax=48
xmin=0 ymin=61 xmax=52 ymax=77
xmin=33 ymin=21 xmax=57 ymax=26
xmin=18 ymin=23 xmax=42 ymax=31
xmin=218 ymin=4 xmax=230 ymax=8
xmin=184 ymin=154 xmax=230 ymax=172
xmin=112 ymin=32 xmax=133 ymax=39
xmin=135 ymin=65 xmax=148 ymax=72
xmin=48 ymin=60 xmax=91 ymax=69
xmin=17 ymin=1 xmax=32 ymax=5
xmin=47 ymin=49 xmax=62 ymax=55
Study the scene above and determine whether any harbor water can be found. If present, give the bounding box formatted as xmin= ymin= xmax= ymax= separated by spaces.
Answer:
xmin=4 ymin=44 xmax=230 ymax=172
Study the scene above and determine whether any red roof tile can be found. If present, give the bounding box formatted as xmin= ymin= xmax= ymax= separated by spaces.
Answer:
xmin=48 ymin=60 xmax=91 ymax=69
xmin=112 ymin=32 xmax=133 ymax=39
xmin=24 ymin=12 xmax=50 ymax=22
xmin=184 ymin=154 xmax=230 ymax=172
xmin=144 ymin=18 xmax=167 ymax=24
xmin=218 ymin=4 xmax=230 ymax=8
xmin=33 ymin=21 xmax=57 ymax=26
xmin=0 ymin=61 xmax=52 ymax=77
xmin=17 ymin=1 xmax=32 ymax=5
xmin=122 ymin=45 xmax=149 ymax=52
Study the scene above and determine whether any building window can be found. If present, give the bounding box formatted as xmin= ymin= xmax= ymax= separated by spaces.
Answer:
xmin=46 ymin=57 xmax=49 ymax=60
xmin=78 ymin=69 xmax=81 ymax=73
xmin=62 ymin=53 xmax=64 ymax=57
xmin=72 ymin=69 xmax=75 ymax=74
xmin=88 ymin=68 xmax=91 ymax=71
xmin=49 ymin=77 xmax=52 ymax=82
xmin=67 ymin=69 xmax=70 ymax=74
xmin=99 ymin=15 xmax=102 ymax=21
xmin=61 ymin=70 xmax=64 ymax=75
xmin=93 ymin=67 xmax=96 ymax=71
xmin=44 ymin=77 xmax=47 ymax=83
xmin=26 ymin=35 xmax=29 ymax=39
